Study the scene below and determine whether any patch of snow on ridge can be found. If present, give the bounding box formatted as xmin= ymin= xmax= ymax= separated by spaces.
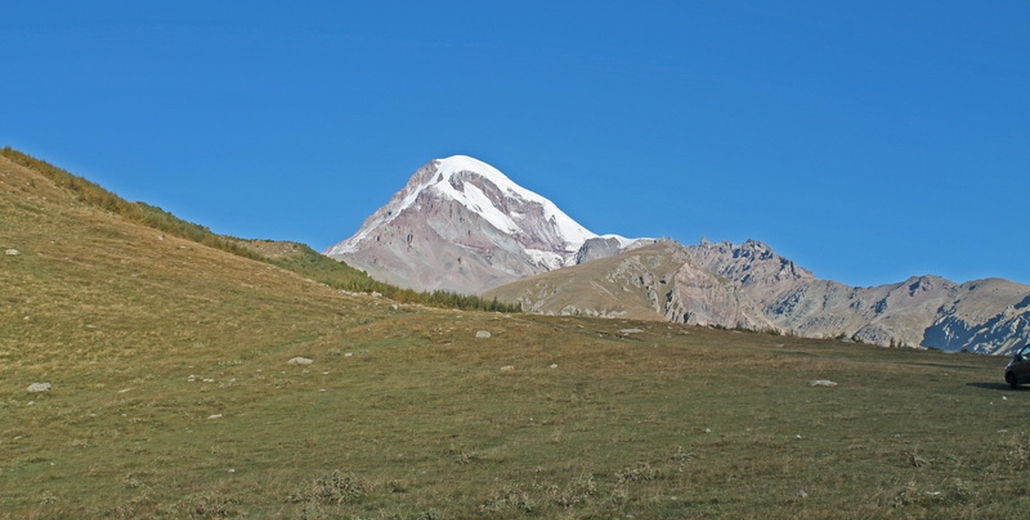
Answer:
xmin=434 ymin=155 xmax=598 ymax=250
xmin=525 ymin=249 xmax=567 ymax=271
xmin=437 ymin=155 xmax=521 ymax=196
xmin=326 ymin=155 xmax=604 ymax=257
xmin=598 ymin=234 xmax=640 ymax=248
xmin=429 ymin=166 xmax=520 ymax=234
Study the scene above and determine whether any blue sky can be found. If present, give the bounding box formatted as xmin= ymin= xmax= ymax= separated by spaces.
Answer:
xmin=3 ymin=1 xmax=1027 ymax=287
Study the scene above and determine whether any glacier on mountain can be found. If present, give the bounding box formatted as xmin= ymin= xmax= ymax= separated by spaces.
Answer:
xmin=324 ymin=155 xmax=643 ymax=293
xmin=325 ymin=154 xmax=634 ymax=265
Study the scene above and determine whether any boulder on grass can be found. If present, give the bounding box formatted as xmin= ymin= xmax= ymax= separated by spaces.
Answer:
xmin=26 ymin=382 xmax=52 ymax=393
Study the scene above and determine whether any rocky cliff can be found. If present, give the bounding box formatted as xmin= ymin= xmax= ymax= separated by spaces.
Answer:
xmin=487 ymin=239 xmax=1030 ymax=354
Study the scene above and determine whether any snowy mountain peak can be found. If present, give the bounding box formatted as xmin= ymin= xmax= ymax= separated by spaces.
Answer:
xmin=425 ymin=155 xmax=598 ymax=248
xmin=324 ymin=156 xmax=643 ymax=293
xmin=329 ymin=155 xmax=601 ymax=257
xmin=434 ymin=155 xmax=523 ymax=198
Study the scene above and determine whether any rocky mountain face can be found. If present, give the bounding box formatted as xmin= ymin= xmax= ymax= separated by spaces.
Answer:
xmin=486 ymin=238 xmax=1030 ymax=355
xmin=324 ymin=155 xmax=644 ymax=293
xmin=682 ymin=240 xmax=1030 ymax=354
xmin=327 ymin=155 xmax=1029 ymax=355
xmin=483 ymin=240 xmax=785 ymax=331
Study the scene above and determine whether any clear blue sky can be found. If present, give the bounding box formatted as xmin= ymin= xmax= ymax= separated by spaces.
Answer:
xmin=3 ymin=1 xmax=1027 ymax=287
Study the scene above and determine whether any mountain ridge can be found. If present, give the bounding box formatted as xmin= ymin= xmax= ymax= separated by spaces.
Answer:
xmin=325 ymin=155 xmax=1030 ymax=354
xmin=486 ymin=239 xmax=1030 ymax=354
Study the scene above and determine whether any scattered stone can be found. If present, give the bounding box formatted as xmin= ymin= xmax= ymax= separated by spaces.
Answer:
xmin=208 ymin=414 xmax=223 ymax=420
xmin=550 ymin=363 xmax=559 ymax=369
xmin=187 ymin=375 xmax=197 ymax=382
xmin=288 ymin=356 xmax=314 ymax=365
xmin=344 ymin=352 xmax=353 ymax=358
xmin=500 ymin=365 xmax=515 ymax=372
xmin=796 ymin=490 xmax=809 ymax=499
xmin=620 ymin=328 xmax=644 ymax=335
xmin=476 ymin=330 xmax=492 ymax=339
xmin=703 ymin=427 xmax=712 ymax=434
xmin=808 ymin=379 xmax=838 ymax=388
xmin=5 ymin=249 xmax=20 ymax=256
xmin=908 ymin=452 xmax=931 ymax=467
xmin=26 ymin=382 xmax=52 ymax=393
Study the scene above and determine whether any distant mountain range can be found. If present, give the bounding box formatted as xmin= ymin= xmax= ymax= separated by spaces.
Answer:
xmin=326 ymin=155 xmax=1030 ymax=355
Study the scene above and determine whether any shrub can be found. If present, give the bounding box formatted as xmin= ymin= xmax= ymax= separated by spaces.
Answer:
xmin=288 ymin=470 xmax=370 ymax=505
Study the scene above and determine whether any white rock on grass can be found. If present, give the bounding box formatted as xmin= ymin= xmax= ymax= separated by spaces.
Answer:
xmin=476 ymin=330 xmax=492 ymax=339
xmin=288 ymin=356 xmax=314 ymax=365
xmin=6 ymin=249 xmax=20 ymax=256
xmin=26 ymin=382 xmax=52 ymax=393
xmin=808 ymin=380 xmax=838 ymax=388
xmin=500 ymin=365 xmax=515 ymax=372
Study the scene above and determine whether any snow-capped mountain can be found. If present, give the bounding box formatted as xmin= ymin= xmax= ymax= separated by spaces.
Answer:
xmin=325 ymin=155 xmax=645 ymax=293
xmin=325 ymin=154 xmax=1030 ymax=354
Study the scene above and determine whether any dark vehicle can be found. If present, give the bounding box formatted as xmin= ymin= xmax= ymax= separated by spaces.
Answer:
xmin=1005 ymin=345 xmax=1030 ymax=389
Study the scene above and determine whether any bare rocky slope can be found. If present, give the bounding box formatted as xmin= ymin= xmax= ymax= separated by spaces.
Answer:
xmin=486 ymin=239 xmax=1030 ymax=355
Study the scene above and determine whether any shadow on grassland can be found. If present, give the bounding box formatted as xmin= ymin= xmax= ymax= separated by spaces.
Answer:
xmin=967 ymin=382 xmax=1019 ymax=391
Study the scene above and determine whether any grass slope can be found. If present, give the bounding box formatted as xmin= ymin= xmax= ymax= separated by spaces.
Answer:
xmin=0 ymin=148 xmax=518 ymax=314
xmin=1 ymin=153 xmax=1029 ymax=519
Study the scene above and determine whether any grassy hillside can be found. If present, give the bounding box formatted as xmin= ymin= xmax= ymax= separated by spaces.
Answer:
xmin=2 ymin=152 xmax=1029 ymax=519
xmin=0 ymin=148 xmax=518 ymax=314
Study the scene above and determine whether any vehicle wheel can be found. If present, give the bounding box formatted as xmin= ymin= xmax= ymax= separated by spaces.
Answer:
xmin=1006 ymin=372 xmax=1019 ymax=389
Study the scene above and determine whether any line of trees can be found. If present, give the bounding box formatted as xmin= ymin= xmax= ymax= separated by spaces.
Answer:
xmin=264 ymin=241 xmax=521 ymax=313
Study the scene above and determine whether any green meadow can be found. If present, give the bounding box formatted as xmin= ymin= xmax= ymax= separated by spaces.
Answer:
xmin=2 ymin=152 xmax=1028 ymax=519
